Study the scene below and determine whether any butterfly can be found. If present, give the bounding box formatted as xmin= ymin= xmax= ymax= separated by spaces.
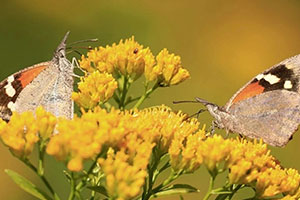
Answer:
xmin=0 ymin=32 xmax=74 ymax=121
xmin=192 ymin=55 xmax=300 ymax=147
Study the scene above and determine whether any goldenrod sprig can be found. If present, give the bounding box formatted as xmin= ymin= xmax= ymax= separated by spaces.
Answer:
xmin=76 ymin=36 xmax=190 ymax=110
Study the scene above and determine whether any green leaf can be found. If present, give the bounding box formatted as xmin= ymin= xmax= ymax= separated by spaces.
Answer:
xmin=5 ymin=169 xmax=52 ymax=200
xmin=151 ymin=184 xmax=199 ymax=198
xmin=215 ymin=194 xmax=230 ymax=200
xmin=87 ymin=186 xmax=108 ymax=197
xmin=212 ymin=190 xmax=233 ymax=195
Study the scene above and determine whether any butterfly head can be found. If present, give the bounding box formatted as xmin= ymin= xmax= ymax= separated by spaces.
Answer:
xmin=51 ymin=31 xmax=73 ymax=73
xmin=195 ymin=97 xmax=235 ymax=130
xmin=53 ymin=31 xmax=70 ymax=63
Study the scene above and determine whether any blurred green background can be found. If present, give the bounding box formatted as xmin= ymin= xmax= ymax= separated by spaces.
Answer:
xmin=1 ymin=0 xmax=300 ymax=199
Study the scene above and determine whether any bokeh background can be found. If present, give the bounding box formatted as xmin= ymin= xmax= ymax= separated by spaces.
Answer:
xmin=1 ymin=0 xmax=300 ymax=199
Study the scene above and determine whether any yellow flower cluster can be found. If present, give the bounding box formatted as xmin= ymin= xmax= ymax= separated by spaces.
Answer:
xmin=46 ymin=106 xmax=199 ymax=171
xmin=45 ymin=105 xmax=198 ymax=199
xmin=169 ymin=127 xmax=206 ymax=172
xmin=170 ymin=133 xmax=300 ymax=198
xmin=256 ymin=167 xmax=300 ymax=198
xmin=79 ymin=37 xmax=190 ymax=86
xmin=0 ymin=107 xmax=56 ymax=158
xmin=46 ymin=108 xmax=121 ymax=171
xmin=72 ymin=71 xmax=118 ymax=109
xmin=147 ymin=49 xmax=190 ymax=86
xmin=80 ymin=36 xmax=154 ymax=79
xmin=98 ymin=146 xmax=152 ymax=200
xmin=35 ymin=107 xmax=57 ymax=139
xmin=2 ymin=104 xmax=300 ymax=199
xmin=227 ymin=139 xmax=276 ymax=184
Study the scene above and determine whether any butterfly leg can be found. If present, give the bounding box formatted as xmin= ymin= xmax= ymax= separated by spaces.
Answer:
xmin=207 ymin=120 xmax=216 ymax=136
xmin=72 ymin=57 xmax=86 ymax=74
xmin=224 ymin=129 xmax=230 ymax=138
xmin=70 ymin=58 xmax=84 ymax=79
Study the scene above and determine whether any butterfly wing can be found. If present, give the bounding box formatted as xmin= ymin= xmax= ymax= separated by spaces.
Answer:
xmin=227 ymin=90 xmax=300 ymax=147
xmin=225 ymin=54 xmax=300 ymax=110
xmin=14 ymin=59 xmax=73 ymax=119
xmin=0 ymin=63 xmax=48 ymax=121
xmin=0 ymin=31 xmax=73 ymax=121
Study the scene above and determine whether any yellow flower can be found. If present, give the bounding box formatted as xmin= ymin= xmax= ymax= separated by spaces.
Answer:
xmin=256 ymin=167 xmax=300 ymax=198
xmin=136 ymin=106 xmax=200 ymax=153
xmin=169 ymin=128 xmax=206 ymax=172
xmin=98 ymin=148 xmax=149 ymax=200
xmin=227 ymin=139 xmax=277 ymax=184
xmin=145 ymin=48 xmax=190 ymax=86
xmin=79 ymin=46 xmax=115 ymax=74
xmin=197 ymin=135 xmax=232 ymax=172
xmin=47 ymin=108 xmax=122 ymax=170
xmin=46 ymin=105 xmax=201 ymax=172
xmin=79 ymin=37 xmax=190 ymax=87
xmin=35 ymin=106 xmax=57 ymax=139
xmin=79 ymin=37 xmax=156 ymax=80
xmin=0 ymin=112 xmax=39 ymax=158
xmin=72 ymin=71 xmax=118 ymax=109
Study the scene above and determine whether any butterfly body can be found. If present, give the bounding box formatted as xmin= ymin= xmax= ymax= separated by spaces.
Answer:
xmin=198 ymin=54 xmax=300 ymax=147
xmin=0 ymin=32 xmax=73 ymax=121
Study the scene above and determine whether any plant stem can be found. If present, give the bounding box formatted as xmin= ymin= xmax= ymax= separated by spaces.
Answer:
xmin=76 ymin=153 xmax=102 ymax=191
xmin=119 ymin=76 xmax=129 ymax=109
xmin=38 ymin=140 xmax=45 ymax=176
xmin=203 ymin=175 xmax=216 ymax=200
xmin=133 ymin=82 xmax=159 ymax=109
xmin=68 ymin=173 xmax=76 ymax=200
xmin=20 ymin=158 xmax=60 ymax=200
xmin=152 ymin=171 xmax=181 ymax=194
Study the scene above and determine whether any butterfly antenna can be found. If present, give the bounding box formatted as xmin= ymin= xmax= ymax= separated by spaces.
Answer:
xmin=66 ymin=49 xmax=83 ymax=56
xmin=189 ymin=108 xmax=207 ymax=118
xmin=173 ymin=100 xmax=199 ymax=104
xmin=66 ymin=38 xmax=98 ymax=56
xmin=68 ymin=38 xmax=98 ymax=46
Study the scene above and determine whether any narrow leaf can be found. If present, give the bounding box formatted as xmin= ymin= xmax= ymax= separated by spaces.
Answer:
xmin=215 ymin=194 xmax=230 ymax=200
xmin=5 ymin=169 xmax=52 ymax=200
xmin=87 ymin=186 xmax=108 ymax=197
xmin=152 ymin=184 xmax=199 ymax=198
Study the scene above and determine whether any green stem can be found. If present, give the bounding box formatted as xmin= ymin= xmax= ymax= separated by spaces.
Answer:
xmin=144 ymin=171 xmax=181 ymax=200
xmin=20 ymin=158 xmax=60 ymax=200
xmin=75 ymin=152 xmax=103 ymax=192
xmin=68 ymin=173 xmax=76 ymax=200
xmin=142 ymin=148 xmax=163 ymax=200
xmin=119 ymin=76 xmax=129 ymax=109
xmin=124 ymin=96 xmax=140 ymax=106
xmin=203 ymin=175 xmax=216 ymax=200
xmin=38 ymin=140 xmax=45 ymax=176
xmin=152 ymin=171 xmax=181 ymax=193
xmin=133 ymin=82 xmax=159 ymax=109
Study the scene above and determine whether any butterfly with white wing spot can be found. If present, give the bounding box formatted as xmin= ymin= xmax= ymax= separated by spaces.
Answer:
xmin=176 ymin=55 xmax=300 ymax=147
xmin=0 ymin=32 xmax=74 ymax=121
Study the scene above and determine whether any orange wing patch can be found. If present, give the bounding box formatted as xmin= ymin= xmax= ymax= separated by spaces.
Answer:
xmin=232 ymin=81 xmax=264 ymax=104
xmin=18 ymin=65 xmax=47 ymax=87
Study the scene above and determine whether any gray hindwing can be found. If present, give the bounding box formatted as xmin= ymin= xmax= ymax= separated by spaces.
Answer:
xmin=228 ymin=90 xmax=300 ymax=146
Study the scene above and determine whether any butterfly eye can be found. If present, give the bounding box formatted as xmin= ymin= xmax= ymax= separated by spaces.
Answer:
xmin=57 ymin=48 xmax=66 ymax=58
xmin=133 ymin=48 xmax=138 ymax=54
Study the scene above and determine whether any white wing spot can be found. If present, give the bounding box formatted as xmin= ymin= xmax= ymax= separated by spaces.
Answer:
xmin=256 ymin=74 xmax=264 ymax=80
xmin=284 ymin=80 xmax=293 ymax=89
xmin=285 ymin=64 xmax=293 ymax=69
xmin=263 ymin=73 xmax=280 ymax=84
xmin=4 ymin=83 xmax=16 ymax=97
xmin=7 ymin=75 xmax=14 ymax=83
xmin=7 ymin=101 xmax=16 ymax=111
